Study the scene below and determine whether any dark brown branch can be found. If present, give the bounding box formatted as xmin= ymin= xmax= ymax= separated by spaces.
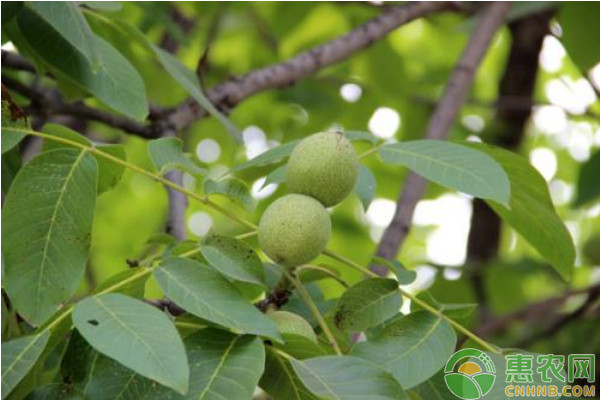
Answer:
xmin=164 ymin=1 xmax=457 ymax=132
xmin=158 ymin=5 xmax=197 ymax=54
xmin=1 ymin=50 xmax=36 ymax=73
xmin=2 ymin=2 xmax=454 ymax=138
xmin=370 ymin=2 xmax=511 ymax=276
xmin=515 ymin=285 xmax=600 ymax=348
xmin=1 ymin=74 xmax=152 ymax=136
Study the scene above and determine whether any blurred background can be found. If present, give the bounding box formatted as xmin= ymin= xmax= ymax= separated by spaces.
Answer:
xmin=3 ymin=2 xmax=599 ymax=363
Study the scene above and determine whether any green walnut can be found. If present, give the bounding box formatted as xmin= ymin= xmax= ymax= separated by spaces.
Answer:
xmin=258 ymin=194 xmax=331 ymax=268
xmin=267 ymin=310 xmax=317 ymax=342
xmin=286 ymin=131 xmax=359 ymax=207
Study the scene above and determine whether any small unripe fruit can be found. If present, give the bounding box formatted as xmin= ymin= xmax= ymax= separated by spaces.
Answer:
xmin=286 ymin=131 xmax=359 ymax=207
xmin=268 ymin=310 xmax=317 ymax=342
xmin=258 ymin=194 xmax=331 ymax=268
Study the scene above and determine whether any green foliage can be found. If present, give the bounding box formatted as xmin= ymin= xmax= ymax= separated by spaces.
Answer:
xmin=559 ymin=2 xmax=600 ymax=72
xmin=204 ymin=178 xmax=256 ymax=212
xmin=379 ymin=140 xmax=511 ymax=207
xmin=154 ymin=257 xmax=282 ymax=342
xmin=1 ymin=2 xmax=597 ymax=399
xmin=2 ymin=148 xmax=97 ymax=325
xmin=148 ymin=137 xmax=207 ymax=176
xmin=291 ymin=355 xmax=408 ymax=400
xmin=1 ymin=331 xmax=50 ymax=399
xmin=351 ymin=312 xmax=457 ymax=389
xmin=200 ymin=235 xmax=265 ymax=286
xmin=354 ymin=165 xmax=376 ymax=211
xmin=72 ymin=293 xmax=189 ymax=393
xmin=467 ymin=142 xmax=576 ymax=280
xmin=334 ymin=278 xmax=402 ymax=333
xmin=1 ymin=100 xmax=28 ymax=154
xmin=574 ymin=149 xmax=600 ymax=206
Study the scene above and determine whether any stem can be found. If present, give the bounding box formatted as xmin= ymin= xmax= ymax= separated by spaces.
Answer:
xmin=8 ymin=128 xmax=257 ymax=230
xmin=41 ymin=229 xmax=259 ymax=334
xmin=357 ymin=145 xmax=381 ymax=160
xmin=281 ymin=270 xmax=342 ymax=355
xmin=294 ymin=265 xmax=349 ymax=288
xmin=323 ymin=249 xmax=378 ymax=278
xmin=401 ymin=289 xmax=501 ymax=354
xmin=322 ymin=248 xmax=501 ymax=354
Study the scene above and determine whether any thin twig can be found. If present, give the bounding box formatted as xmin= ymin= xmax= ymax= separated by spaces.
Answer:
xmin=282 ymin=269 xmax=343 ymax=355
xmin=7 ymin=128 xmax=258 ymax=230
xmin=371 ymin=2 xmax=511 ymax=276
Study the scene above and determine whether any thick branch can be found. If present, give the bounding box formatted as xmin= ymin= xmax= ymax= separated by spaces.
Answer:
xmin=2 ymin=2 xmax=454 ymax=138
xmin=371 ymin=2 xmax=511 ymax=275
xmin=166 ymin=1 xmax=455 ymax=132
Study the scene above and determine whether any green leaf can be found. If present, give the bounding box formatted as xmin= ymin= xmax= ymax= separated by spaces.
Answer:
xmin=1 ymin=147 xmax=22 ymax=194
xmin=27 ymin=1 xmax=100 ymax=69
xmin=371 ymin=257 xmax=417 ymax=285
xmin=346 ymin=130 xmax=379 ymax=144
xmin=15 ymin=8 xmax=148 ymax=120
xmin=291 ymin=355 xmax=408 ymax=400
xmin=82 ymin=352 xmax=154 ymax=399
xmin=148 ymin=137 xmax=207 ymax=176
xmin=354 ymin=165 xmax=376 ymax=211
xmin=466 ymin=142 xmax=575 ymax=280
xmin=80 ymin=1 xmax=122 ymax=12
xmin=204 ymin=178 xmax=256 ymax=212
xmin=1 ymin=100 xmax=29 ymax=154
xmin=72 ymin=293 xmax=189 ymax=394
xmin=154 ymin=257 xmax=282 ymax=342
xmin=261 ymin=164 xmax=286 ymax=189
xmin=559 ymin=2 xmax=600 ymax=72
xmin=379 ymin=140 xmax=511 ymax=207
xmin=260 ymin=348 xmax=318 ymax=400
xmin=25 ymin=383 xmax=85 ymax=400
xmin=200 ymin=235 xmax=265 ymax=286
xmin=334 ymin=278 xmax=402 ymax=332
xmin=1 ymin=331 xmax=50 ymax=399
xmin=230 ymin=140 xmax=300 ymax=174
xmin=351 ymin=311 xmax=457 ymax=389
xmin=153 ymin=47 xmax=241 ymax=142
xmin=2 ymin=148 xmax=98 ymax=325
xmin=410 ymin=291 xmax=476 ymax=320
xmin=1 ymin=1 xmax=23 ymax=24
xmin=159 ymin=329 xmax=266 ymax=400
xmin=42 ymin=124 xmax=126 ymax=193
xmin=574 ymin=149 xmax=600 ymax=206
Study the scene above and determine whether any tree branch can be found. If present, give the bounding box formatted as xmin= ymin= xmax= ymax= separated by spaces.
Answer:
xmin=166 ymin=1 xmax=456 ymax=132
xmin=468 ymin=283 xmax=600 ymax=346
xmin=370 ymin=1 xmax=511 ymax=276
xmin=4 ymin=2 xmax=456 ymax=138
xmin=162 ymin=129 xmax=189 ymax=241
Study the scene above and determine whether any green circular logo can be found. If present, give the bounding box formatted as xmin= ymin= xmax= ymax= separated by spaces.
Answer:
xmin=444 ymin=348 xmax=496 ymax=399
